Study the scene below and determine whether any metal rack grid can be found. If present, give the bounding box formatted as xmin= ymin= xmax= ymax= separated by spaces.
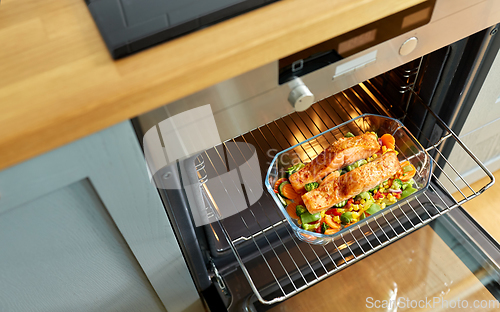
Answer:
xmin=196 ymin=73 xmax=495 ymax=305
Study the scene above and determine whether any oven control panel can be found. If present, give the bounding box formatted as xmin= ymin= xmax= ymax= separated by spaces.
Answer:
xmin=278 ymin=0 xmax=436 ymax=84
xmin=287 ymin=78 xmax=315 ymax=111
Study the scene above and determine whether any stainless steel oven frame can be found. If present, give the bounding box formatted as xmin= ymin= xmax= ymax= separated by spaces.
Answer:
xmin=138 ymin=0 xmax=500 ymax=144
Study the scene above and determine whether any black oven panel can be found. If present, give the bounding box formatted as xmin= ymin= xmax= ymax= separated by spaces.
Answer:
xmin=278 ymin=0 xmax=436 ymax=84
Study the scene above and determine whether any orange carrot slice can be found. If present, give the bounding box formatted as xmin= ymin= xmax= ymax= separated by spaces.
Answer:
xmin=324 ymin=215 xmax=342 ymax=229
xmin=286 ymin=203 xmax=299 ymax=219
xmin=301 ymin=233 xmax=317 ymax=240
xmin=400 ymin=161 xmax=416 ymax=181
xmin=281 ymin=183 xmax=300 ymax=199
xmin=295 ymin=197 xmax=304 ymax=205
xmin=273 ymin=178 xmax=288 ymax=192
xmin=324 ymin=228 xmax=340 ymax=235
xmin=380 ymin=134 xmax=395 ymax=150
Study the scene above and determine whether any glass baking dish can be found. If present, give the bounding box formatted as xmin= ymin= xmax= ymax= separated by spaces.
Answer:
xmin=265 ymin=114 xmax=433 ymax=245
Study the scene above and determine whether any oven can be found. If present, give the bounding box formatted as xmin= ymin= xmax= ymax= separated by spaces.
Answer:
xmin=133 ymin=1 xmax=500 ymax=311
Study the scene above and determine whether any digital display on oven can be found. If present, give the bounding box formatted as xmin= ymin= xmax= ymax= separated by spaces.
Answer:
xmin=278 ymin=0 xmax=436 ymax=84
xmin=337 ymin=29 xmax=378 ymax=55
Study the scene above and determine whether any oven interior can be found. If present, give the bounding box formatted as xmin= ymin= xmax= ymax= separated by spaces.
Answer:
xmin=182 ymin=55 xmax=495 ymax=310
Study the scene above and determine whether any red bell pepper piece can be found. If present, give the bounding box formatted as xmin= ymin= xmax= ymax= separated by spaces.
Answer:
xmin=315 ymin=224 xmax=323 ymax=233
xmin=373 ymin=191 xmax=384 ymax=200
xmin=326 ymin=209 xmax=342 ymax=216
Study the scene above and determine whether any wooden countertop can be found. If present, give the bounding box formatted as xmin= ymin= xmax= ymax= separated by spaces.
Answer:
xmin=0 ymin=0 xmax=424 ymax=170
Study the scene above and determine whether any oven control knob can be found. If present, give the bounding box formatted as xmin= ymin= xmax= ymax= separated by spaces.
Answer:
xmin=399 ymin=37 xmax=418 ymax=56
xmin=287 ymin=77 xmax=315 ymax=111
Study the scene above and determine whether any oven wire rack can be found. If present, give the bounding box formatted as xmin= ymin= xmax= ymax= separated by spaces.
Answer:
xmin=195 ymin=80 xmax=495 ymax=305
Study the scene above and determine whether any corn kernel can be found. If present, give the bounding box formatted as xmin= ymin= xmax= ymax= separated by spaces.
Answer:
xmin=360 ymin=199 xmax=366 ymax=204
xmin=381 ymin=203 xmax=386 ymax=209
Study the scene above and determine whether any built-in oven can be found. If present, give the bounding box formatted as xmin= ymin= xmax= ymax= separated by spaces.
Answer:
xmin=132 ymin=1 xmax=500 ymax=311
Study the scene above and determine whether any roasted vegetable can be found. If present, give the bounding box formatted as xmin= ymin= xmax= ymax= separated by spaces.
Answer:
xmin=369 ymin=184 xmax=380 ymax=193
xmin=324 ymin=214 xmax=341 ymax=229
xmin=324 ymin=228 xmax=340 ymax=235
xmin=340 ymin=211 xmax=354 ymax=224
xmin=380 ymin=134 xmax=395 ymax=150
xmin=365 ymin=203 xmax=381 ymax=215
xmin=355 ymin=159 xmax=368 ymax=167
xmin=273 ymin=178 xmax=288 ymax=192
xmin=295 ymin=205 xmax=308 ymax=217
xmin=286 ymin=163 xmax=305 ymax=176
xmin=399 ymin=161 xmax=416 ymax=182
xmin=401 ymin=186 xmax=417 ymax=199
xmin=355 ymin=191 xmax=370 ymax=201
xmin=302 ymin=223 xmax=320 ymax=231
xmin=278 ymin=181 xmax=290 ymax=197
xmin=346 ymin=159 xmax=368 ymax=172
xmin=277 ymin=194 xmax=287 ymax=207
xmin=346 ymin=164 xmax=355 ymax=172
xmin=402 ymin=179 xmax=415 ymax=190
xmin=286 ymin=202 xmax=299 ymax=219
xmin=321 ymin=222 xmax=329 ymax=234
xmin=332 ymin=200 xmax=347 ymax=208
xmin=305 ymin=182 xmax=319 ymax=192
xmin=391 ymin=178 xmax=403 ymax=190
xmin=300 ymin=212 xmax=321 ymax=224
xmin=280 ymin=182 xmax=300 ymax=199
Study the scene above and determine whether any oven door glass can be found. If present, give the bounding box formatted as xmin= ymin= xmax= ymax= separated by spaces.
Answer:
xmin=245 ymin=206 xmax=500 ymax=311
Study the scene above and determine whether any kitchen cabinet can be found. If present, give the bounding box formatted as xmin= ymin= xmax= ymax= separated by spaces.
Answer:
xmin=0 ymin=121 xmax=203 ymax=312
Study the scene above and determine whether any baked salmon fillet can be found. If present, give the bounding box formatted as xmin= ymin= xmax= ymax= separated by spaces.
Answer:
xmin=302 ymin=151 xmax=401 ymax=214
xmin=320 ymin=171 xmax=340 ymax=186
xmin=289 ymin=133 xmax=380 ymax=193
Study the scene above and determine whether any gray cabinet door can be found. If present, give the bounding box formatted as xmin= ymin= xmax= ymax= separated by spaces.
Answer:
xmin=0 ymin=121 xmax=203 ymax=312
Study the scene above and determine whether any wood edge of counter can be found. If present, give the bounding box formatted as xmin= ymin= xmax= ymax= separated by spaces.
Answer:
xmin=0 ymin=0 xmax=425 ymax=170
